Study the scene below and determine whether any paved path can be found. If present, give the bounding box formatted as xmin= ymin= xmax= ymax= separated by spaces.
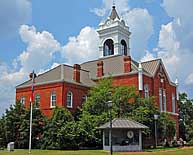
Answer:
xmin=121 ymin=146 xmax=193 ymax=154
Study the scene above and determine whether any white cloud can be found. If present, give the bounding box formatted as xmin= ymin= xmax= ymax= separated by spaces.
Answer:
xmin=62 ymin=26 xmax=99 ymax=64
xmin=0 ymin=0 xmax=31 ymax=39
xmin=154 ymin=0 xmax=193 ymax=96
xmin=90 ymin=8 xmax=106 ymax=17
xmin=186 ymin=73 xmax=193 ymax=85
xmin=18 ymin=25 xmax=61 ymax=72
xmin=123 ymin=8 xmax=153 ymax=60
xmin=141 ymin=50 xmax=156 ymax=62
xmin=0 ymin=63 xmax=27 ymax=115
xmin=91 ymin=0 xmax=129 ymax=18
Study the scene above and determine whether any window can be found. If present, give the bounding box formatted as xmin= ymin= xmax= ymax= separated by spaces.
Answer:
xmin=103 ymin=39 xmax=114 ymax=56
xmin=172 ymin=93 xmax=175 ymax=113
xmin=82 ymin=95 xmax=87 ymax=103
xmin=159 ymin=89 xmax=162 ymax=112
xmin=67 ymin=91 xmax=73 ymax=108
xmin=35 ymin=94 xmax=40 ymax=108
xmin=121 ymin=40 xmax=127 ymax=55
xmin=144 ymin=84 xmax=149 ymax=98
xmin=20 ymin=96 xmax=25 ymax=105
xmin=163 ymin=90 xmax=167 ymax=112
xmin=50 ymin=92 xmax=56 ymax=108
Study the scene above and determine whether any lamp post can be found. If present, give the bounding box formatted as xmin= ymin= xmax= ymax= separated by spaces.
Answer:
xmin=29 ymin=71 xmax=36 ymax=153
xmin=107 ymin=100 xmax=113 ymax=155
xmin=154 ymin=114 xmax=159 ymax=148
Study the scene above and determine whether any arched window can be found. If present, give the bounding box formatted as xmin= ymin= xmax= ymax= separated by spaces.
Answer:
xmin=20 ymin=96 xmax=25 ymax=105
xmin=50 ymin=92 xmax=56 ymax=108
xmin=67 ymin=91 xmax=73 ymax=108
xmin=144 ymin=84 xmax=149 ymax=98
xmin=103 ymin=39 xmax=114 ymax=56
xmin=121 ymin=40 xmax=127 ymax=55
xmin=35 ymin=94 xmax=40 ymax=108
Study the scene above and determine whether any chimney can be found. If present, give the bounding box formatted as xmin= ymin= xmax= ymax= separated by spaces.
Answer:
xmin=97 ymin=60 xmax=104 ymax=77
xmin=123 ymin=56 xmax=131 ymax=73
xmin=73 ymin=64 xmax=81 ymax=83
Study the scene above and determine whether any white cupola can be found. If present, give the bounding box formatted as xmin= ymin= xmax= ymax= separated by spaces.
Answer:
xmin=97 ymin=5 xmax=131 ymax=58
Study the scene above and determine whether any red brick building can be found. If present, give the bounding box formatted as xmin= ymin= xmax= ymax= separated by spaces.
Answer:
xmin=16 ymin=6 xmax=179 ymax=134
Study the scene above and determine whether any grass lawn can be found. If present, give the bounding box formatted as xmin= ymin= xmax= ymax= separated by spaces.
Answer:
xmin=0 ymin=147 xmax=193 ymax=155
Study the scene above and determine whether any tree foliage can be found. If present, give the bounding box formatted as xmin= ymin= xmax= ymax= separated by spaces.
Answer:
xmin=0 ymin=101 xmax=46 ymax=149
xmin=178 ymin=93 xmax=193 ymax=141
xmin=41 ymin=107 xmax=78 ymax=150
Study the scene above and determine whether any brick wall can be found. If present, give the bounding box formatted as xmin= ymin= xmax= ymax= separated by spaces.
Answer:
xmin=16 ymin=81 xmax=89 ymax=117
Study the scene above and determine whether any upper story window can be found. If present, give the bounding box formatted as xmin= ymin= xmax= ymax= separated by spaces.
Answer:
xmin=20 ymin=96 xmax=25 ymax=105
xmin=67 ymin=91 xmax=73 ymax=108
xmin=121 ymin=40 xmax=127 ymax=55
xmin=35 ymin=94 xmax=40 ymax=108
xmin=144 ymin=84 xmax=149 ymax=98
xmin=163 ymin=90 xmax=167 ymax=112
xmin=103 ymin=39 xmax=114 ymax=56
xmin=50 ymin=92 xmax=56 ymax=108
xmin=159 ymin=89 xmax=162 ymax=112
xmin=172 ymin=93 xmax=176 ymax=113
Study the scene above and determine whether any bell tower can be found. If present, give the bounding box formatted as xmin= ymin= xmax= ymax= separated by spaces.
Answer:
xmin=97 ymin=5 xmax=131 ymax=58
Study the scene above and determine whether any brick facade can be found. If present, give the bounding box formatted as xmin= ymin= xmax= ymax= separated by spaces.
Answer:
xmin=16 ymin=81 xmax=89 ymax=117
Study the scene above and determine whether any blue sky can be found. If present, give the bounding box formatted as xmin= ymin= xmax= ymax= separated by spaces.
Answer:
xmin=0 ymin=0 xmax=193 ymax=116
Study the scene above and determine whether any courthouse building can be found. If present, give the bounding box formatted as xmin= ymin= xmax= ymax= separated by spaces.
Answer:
xmin=16 ymin=6 xmax=179 ymax=133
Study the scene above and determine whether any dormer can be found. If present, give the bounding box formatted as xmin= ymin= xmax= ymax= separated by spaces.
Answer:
xmin=97 ymin=5 xmax=131 ymax=58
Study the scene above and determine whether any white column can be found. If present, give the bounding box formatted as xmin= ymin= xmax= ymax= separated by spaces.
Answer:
xmin=175 ymin=77 xmax=179 ymax=100
xmin=109 ymin=130 xmax=111 ymax=151
xmin=103 ymin=130 xmax=105 ymax=149
xmin=138 ymin=63 xmax=143 ymax=91
xmin=139 ymin=130 xmax=142 ymax=151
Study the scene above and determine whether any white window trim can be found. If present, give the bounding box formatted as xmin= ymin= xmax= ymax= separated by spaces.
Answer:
xmin=50 ymin=92 xmax=56 ymax=108
xmin=144 ymin=84 xmax=149 ymax=98
xmin=20 ymin=96 xmax=26 ymax=105
xmin=163 ymin=89 xmax=167 ymax=112
xmin=35 ymin=94 xmax=40 ymax=108
xmin=67 ymin=91 xmax=73 ymax=108
xmin=159 ymin=88 xmax=162 ymax=112
xmin=172 ymin=93 xmax=175 ymax=113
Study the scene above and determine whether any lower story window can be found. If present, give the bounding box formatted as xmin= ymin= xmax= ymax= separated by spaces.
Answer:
xmin=50 ymin=92 xmax=56 ymax=108
xmin=67 ymin=91 xmax=73 ymax=108
xmin=20 ymin=96 xmax=25 ymax=105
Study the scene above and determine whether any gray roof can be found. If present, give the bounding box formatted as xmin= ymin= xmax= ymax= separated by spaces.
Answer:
xmin=109 ymin=6 xmax=120 ymax=20
xmin=16 ymin=55 xmax=175 ymax=89
xmin=141 ymin=59 xmax=161 ymax=76
xmin=98 ymin=118 xmax=148 ymax=129
xmin=81 ymin=55 xmax=153 ymax=79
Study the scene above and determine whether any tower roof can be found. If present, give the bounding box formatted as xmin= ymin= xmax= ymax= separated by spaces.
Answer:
xmin=109 ymin=5 xmax=120 ymax=20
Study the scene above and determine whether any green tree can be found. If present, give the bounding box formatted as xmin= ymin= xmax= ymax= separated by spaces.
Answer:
xmin=1 ymin=102 xmax=26 ymax=147
xmin=41 ymin=107 xmax=77 ymax=150
xmin=0 ymin=101 xmax=46 ymax=149
xmin=77 ymin=78 xmax=138 ymax=148
xmin=178 ymin=93 xmax=193 ymax=141
xmin=18 ymin=102 xmax=46 ymax=149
